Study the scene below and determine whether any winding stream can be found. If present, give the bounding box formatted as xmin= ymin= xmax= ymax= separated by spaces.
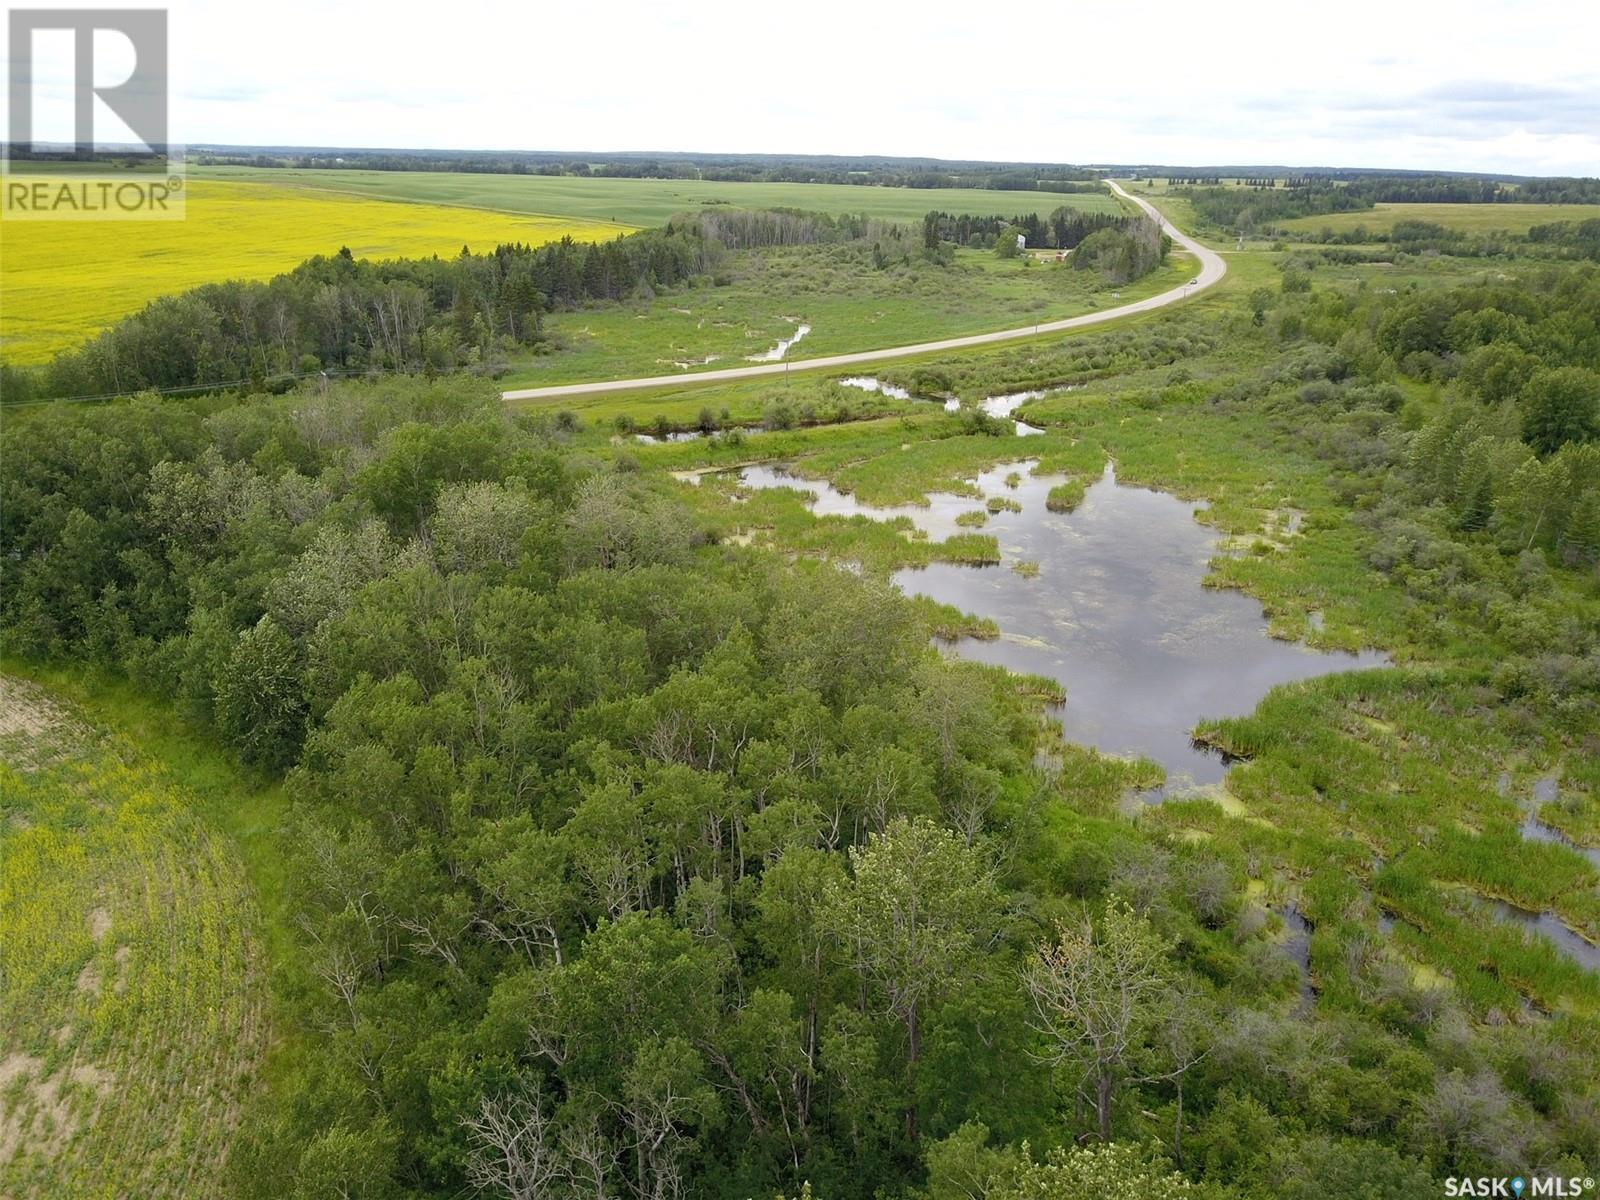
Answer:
xmin=1517 ymin=774 xmax=1600 ymax=869
xmin=837 ymin=377 xmax=1054 ymax=432
xmin=747 ymin=322 xmax=812 ymax=362
xmin=1483 ymin=899 xmax=1600 ymax=973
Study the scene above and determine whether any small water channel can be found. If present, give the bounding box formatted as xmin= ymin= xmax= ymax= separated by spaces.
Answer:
xmin=1279 ymin=907 xmax=1318 ymax=1010
xmin=837 ymin=377 xmax=1057 ymax=433
xmin=1516 ymin=774 xmax=1600 ymax=869
xmin=635 ymin=430 xmax=712 ymax=444
xmin=747 ymin=322 xmax=811 ymax=362
xmin=838 ymin=376 xmax=912 ymax=401
xmin=730 ymin=458 xmax=1388 ymax=790
xmin=1483 ymin=898 xmax=1600 ymax=973
xmin=735 ymin=464 xmax=982 ymax=542
xmin=981 ymin=391 xmax=1048 ymax=436
xmin=838 ymin=375 xmax=958 ymax=411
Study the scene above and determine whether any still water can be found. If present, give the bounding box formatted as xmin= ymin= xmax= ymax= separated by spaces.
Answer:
xmin=737 ymin=464 xmax=983 ymax=541
xmin=1484 ymin=899 xmax=1600 ymax=973
xmin=891 ymin=462 xmax=1388 ymax=789
xmin=1518 ymin=774 xmax=1600 ymax=869
xmin=736 ymin=458 xmax=1388 ymax=790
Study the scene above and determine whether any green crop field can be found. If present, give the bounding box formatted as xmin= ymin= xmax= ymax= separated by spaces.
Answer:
xmin=0 ymin=179 xmax=626 ymax=364
xmin=0 ymin=677 xmax=269 ymax=1199
xmin=194 ymin=165 xmax=1126 ymax=226
xmin=1276 ymin=201 xmax=1600 ymax=236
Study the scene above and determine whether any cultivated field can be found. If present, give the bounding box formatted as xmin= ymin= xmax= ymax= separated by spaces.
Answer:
xmin=0 ymin=677 xmax=265 ymax=1199
xmin=1277 ymin=200 xmax=1600 ymax=237
xmin=0 ymin=179 xmax=628 ymax=363
xmin=195 ymin=165 xmax=1127 ymax=226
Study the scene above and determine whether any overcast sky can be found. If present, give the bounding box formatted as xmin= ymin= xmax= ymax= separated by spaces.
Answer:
xmin=6 ymin=0 xmax=1599 ymax=175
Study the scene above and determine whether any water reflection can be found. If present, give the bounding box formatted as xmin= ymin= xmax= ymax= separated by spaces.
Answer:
xmin=890 ymin=463 xmax=1388 ymax=789
xmin=836 ymin=378 xmax=1051 ymax=428
xmin=1483 ymin=898 xmax=1600 ymax=973
xmin=747 ymin=322 xmax=812 ymax=362
xmin=1280 ymin=906 xmax=1317 ymax=1011
xmin=838 ymin=377 xmax=911 ymax=400
xmin=735 ymin=464 xmax=982 ymax=542
xmin=635 ymin=430 xmax=709 ymax=444
xmin=984 ymin=389 xmax=1065 ymax=437
xmin=730 ymin=458 xmax=1389 ymax=789
xmin=1518 ymin=774 xmax=1600 ymax=869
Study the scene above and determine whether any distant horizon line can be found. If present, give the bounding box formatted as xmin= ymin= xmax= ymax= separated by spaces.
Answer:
xmin=5 ymin=142 xmax=1591 ymax=182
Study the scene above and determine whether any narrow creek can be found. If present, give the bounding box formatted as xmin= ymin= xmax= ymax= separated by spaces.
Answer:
xmin=1483 ymin=898 xmax=1600 ymax=973
xmin=1280 ymin=906 xmax=1317 ymax=1011
xmin=732 ymin=457 xmax=1387 ymax=791
xmin=746 ymin=322 xmax=811 ymax=362
xmin=838 ymin=378 xmax=1049 ymax=433
xmin=1516 ymin=774 xmax=1600 ymax=870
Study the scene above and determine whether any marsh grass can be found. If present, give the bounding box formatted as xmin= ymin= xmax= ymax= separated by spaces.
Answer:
xmin=501 ymin=248 xmax=1195 ymax=389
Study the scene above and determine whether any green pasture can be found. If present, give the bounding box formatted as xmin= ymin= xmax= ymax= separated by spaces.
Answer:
xmin=194 ymin=165 xmax=1124 ymax=226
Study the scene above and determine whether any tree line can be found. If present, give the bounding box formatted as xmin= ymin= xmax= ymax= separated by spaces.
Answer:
xmin=921 ymin=208 xmax=1133 ymax=252
xmin=1248 ymin=259 xmax=1600 ymax=566
xmin=1179 ymin=174 xmax=1600 ymax=233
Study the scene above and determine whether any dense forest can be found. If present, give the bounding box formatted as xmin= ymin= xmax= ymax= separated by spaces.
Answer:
xmin=920 ymin=208 xmax=1131 ymax=251
xmin=5 ymin=219 xmax=1599 ymax=1197
xmin=1069 ymin=217 xmax=1169 ymax=284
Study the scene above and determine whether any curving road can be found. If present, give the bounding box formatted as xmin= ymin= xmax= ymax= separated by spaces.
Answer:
xmin=502 ymin=181 xmax=1226 ymax=402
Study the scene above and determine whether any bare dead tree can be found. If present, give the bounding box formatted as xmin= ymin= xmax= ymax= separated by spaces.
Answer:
xmin=463 ymin=1086 xmax=561 ymax=1200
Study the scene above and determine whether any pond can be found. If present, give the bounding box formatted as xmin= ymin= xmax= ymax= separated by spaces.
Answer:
xmin=733 ymin=458 xmax=1389 ymax=792
xmin=892 ymin=462 xmax=1388 ymax=791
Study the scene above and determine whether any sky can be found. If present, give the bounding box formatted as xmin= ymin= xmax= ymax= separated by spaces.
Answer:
xmin=5 ymin=0 xmax=1599 ymax=176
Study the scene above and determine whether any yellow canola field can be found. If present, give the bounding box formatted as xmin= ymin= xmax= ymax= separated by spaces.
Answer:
xmin=0 ymin=179 xmax=631 ymax=364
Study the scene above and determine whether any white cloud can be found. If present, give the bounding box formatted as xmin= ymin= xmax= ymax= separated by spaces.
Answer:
xmin=6 ymin=0 xmax=1598 ymax=174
